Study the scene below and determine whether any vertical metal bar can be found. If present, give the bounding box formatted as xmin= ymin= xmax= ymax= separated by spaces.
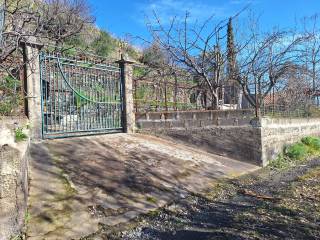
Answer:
xmin=57 ymin=54 xmax=61 ymax=134
xmin=68 ymin=63 xmax=72 ymax=132
xmin=64 ymin=61 xmax=68 ymax=133
xmin=108 ymin=71 xmax=111 ymax=129
xmin=71 ymin=61 xmax=75 ymax=132
xmin=102 ymin=71 xmax=106 ymax=129
xmin=89 ymin=68 xmax=92 ymax=130
xmin=43 ymin=54 xmax=47 ymax=137
xmin=68 ymin=62 xmax=72 ymax=132
xmin=112 ymin=71 xmax=115 ymax=129
xmin=39 ymin=52 xmax=44 ymax=138
xmin=86 ymin=66 xmax=89 ymax=130
xmin=82 ymin=64 xmax=86 ymax=131
xmin=98 ymin=70 xmax=100 ymax=129
xmin=119 ymin=70 xmax=122 ymax=128
xmin=79 ymin=64 xmax=83 ymax=131
xmin=51 ymin=53 xmax=54 ymax=134
xmin=61 ymin=56 xmax=65 ymax=134
xmin=47 ymin=55 xmax=51 ymax=134
xmin=75 ymin=63 xmax=79 ymax=131
xmin=59 ymin=58 xmax=67 ymax=133
xmin=111 ymin=71 xmax=114 ymax=128
xmin=94 ymin=69 xmax=97 ymax=130
xmin=55 ymin=54 xmax=59 ymax=134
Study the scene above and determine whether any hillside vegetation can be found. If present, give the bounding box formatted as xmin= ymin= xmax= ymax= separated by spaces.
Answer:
xmin=62 ymin=28 xmax=141 ymax=60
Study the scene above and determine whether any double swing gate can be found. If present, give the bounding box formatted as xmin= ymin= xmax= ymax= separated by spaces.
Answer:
xmin=39 ymin=52 xmax=124 ymax=139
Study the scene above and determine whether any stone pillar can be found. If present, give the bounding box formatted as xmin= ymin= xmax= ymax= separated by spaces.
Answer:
xmin=117 ymin=55 xmax=135 ymax=133
xmin=22 ymin=41 xmax=43 ymax=140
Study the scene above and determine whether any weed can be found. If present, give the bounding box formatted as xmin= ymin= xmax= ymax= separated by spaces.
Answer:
xmin=269 ymin=153 xmax=293 ymax=169
xmin=15 ymin=128 xmax=28 ymax=142
xmin=10 ymin=234 xmax=23 ymax=240
xmin=301 ymin=136 xmax=320 ymax=149
xmin=0 ymin=101 xmax=13 ymax=115
xmin=269 ymin=136 xmax=320 ymax=169
xmin=146 ymin=196 xmax=158 ymax=204
xmin=24 ymin=209 xmax=31 ymax=224
xmin=147 ymin=209 xmax=160 ymax=217
xmin=285 ymin=143 xmax=309 ymax=160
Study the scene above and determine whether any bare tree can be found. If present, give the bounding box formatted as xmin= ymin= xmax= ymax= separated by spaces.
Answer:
xmin=301 ymin=14 xmax=320 ymax=105
xmin=0 ymin=0 xmax=94 ymax=73
xmin=235 ymin=28 xmax=305 ymax=115
xmin=276 ymin=64 xmax=311 ymax=110
xmin=142 ymin=11 xmax=239 ymax=109
xmin=135 ymin=43 xmax=196 ymax=111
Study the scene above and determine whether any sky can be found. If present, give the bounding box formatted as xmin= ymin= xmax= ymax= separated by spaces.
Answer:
xmin=87 ymin=0 xmax=320 ymax=42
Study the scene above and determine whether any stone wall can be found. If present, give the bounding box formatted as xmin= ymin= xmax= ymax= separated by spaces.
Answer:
xmin=0 ymin=118 xmax=29 ymax=240
xmin=261 ymin=118 xmax=320 ymax=166
xmin=136 ymin=110 xmax=320 ymax=166
xmin=136 ymin=110 xmax=254 ymax=130
xmin=135 ymin=110 xmax=261 ymax=165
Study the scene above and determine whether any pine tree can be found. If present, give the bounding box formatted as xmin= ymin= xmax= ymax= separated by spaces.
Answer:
xmin=226 ymin=17 xmax=242 ymax=107
xmin=227 ymin=17 xmax=236 ymax=82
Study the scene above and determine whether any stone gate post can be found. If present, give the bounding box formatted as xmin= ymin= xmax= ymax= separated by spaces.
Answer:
xmin=117 ymin=55 xmax=135 ymax=134
xmin=21 ymin=40 xmax=43 ymax=140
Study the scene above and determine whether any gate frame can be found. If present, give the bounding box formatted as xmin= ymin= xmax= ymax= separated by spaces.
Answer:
xmin=117 ymin=54 xmax=135 ymax=134
xmin=22 ymin=40 xmax=43 ymax=140
xmin=23 ymin=42 xmax=135 ymax=140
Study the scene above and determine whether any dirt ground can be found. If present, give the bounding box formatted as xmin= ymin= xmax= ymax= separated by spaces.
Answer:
xmin=26 ymin=133 xmax=257 ymax=240
xmin=105 ymin=158 xmax=320 ymax=240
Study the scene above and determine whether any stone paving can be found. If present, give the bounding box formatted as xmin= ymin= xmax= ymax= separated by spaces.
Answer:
xmin=26 ymin=133 xmax=259 ymax=239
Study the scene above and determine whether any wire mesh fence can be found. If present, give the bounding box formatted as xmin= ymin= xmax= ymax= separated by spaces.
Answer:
xmin=133 ymin=65 xmax=205 ymax=112
xmin=260 ymin=86 xmax=320 ymax=118
xmin=133 ymin=64 xmax=320 ymax=118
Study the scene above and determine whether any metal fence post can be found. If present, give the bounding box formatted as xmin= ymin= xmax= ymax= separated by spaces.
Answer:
xmin=117 ymin=55 xmax=135 ymax=133
xmin=21 ymin=40 xmax=43 ymax=140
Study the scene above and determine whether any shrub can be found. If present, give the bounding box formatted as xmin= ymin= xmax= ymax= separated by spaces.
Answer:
xmin=301 ymin=136 xmax=320 ymax=149
xmin=285 ymin=143 xmax=309 ymax=160
xmin=15 ymin=128 xmax=28 ymax=142
xmin=268 ymin=153 xmax=293 ymax=169
xmin=0 ymin=101 xmax=13 ymax=115
xmin=269 ymin=136 xmax=320 ymax=169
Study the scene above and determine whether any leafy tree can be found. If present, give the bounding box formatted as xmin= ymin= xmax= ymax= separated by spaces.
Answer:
xmin=91 ymin=30 xmax=116 ymax=57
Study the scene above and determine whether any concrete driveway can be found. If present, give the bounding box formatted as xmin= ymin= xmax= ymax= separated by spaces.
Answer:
xmin=26 ymin=133 xmax=258 ymax=239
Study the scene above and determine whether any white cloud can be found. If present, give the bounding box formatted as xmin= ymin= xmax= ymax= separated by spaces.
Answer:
xmin=136 ymin=0 xmax=231 ymax=25
xmin=230 ymin=0 xmax=257 ymax=5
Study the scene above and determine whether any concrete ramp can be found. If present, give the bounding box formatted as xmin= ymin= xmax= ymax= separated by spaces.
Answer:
xmin=27 ymin=134 xmax=258 ymax=239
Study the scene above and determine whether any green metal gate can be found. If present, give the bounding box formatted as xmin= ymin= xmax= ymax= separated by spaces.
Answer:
xmin=39 ymin=52 xmax=123 ymax=139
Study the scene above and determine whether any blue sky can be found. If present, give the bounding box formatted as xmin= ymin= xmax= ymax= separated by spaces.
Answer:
xmin=87 ymin=0 xmax=320 ymax=41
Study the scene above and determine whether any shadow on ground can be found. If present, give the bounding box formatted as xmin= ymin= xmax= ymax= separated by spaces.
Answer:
xmin=26 ymin=134 xmax=257 ymax=240
xmin=109 ymin=159 xmax=320 ymax=240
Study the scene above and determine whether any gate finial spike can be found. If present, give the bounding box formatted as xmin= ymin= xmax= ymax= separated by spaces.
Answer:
xmin=116 ymin=54 xmax=135 ymax=65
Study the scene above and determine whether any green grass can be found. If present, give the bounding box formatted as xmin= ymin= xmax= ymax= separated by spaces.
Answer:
xmin=301 ymin=136 xmax=320 ymax=149
xmin=24 ymin=209 xmax=31 ymax=224
xmin=269 ymin=136 xmax=320 ymax=169
xmin=146 ymin=196 xmax=158 ymax=204
xmin=285 ymin=143 xmax=309 ymax=160
xmin=15 ymin=128 xmax=28 ymax=142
